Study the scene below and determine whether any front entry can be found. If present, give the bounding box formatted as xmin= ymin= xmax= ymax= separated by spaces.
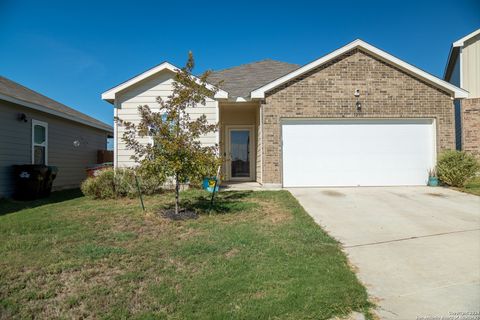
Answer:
xmin=226 ymin=126 xmax=254 ymax=181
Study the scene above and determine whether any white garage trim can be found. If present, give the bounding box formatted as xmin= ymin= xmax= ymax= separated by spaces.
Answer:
xmin=281 ymin=118 xmax=437 ymax=187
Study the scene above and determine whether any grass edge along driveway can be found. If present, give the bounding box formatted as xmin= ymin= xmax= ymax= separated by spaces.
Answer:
xmin=0 ymin=189 xmax=374 ymax=319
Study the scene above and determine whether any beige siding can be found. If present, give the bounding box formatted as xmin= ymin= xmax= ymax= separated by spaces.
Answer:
xmin=0 ymin=101 xmax=108 ymax=197
xmin=462 ymin=33 xmax=480 ymax=98
xmin=115 ymin=70 xmax=218 ymax=168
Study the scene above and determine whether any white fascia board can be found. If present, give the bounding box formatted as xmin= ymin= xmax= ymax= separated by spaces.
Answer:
xmin=214 ymin=90 xmax=229 ymax=99
xmin=251 ymin=39 xmax=468 ymax=99
xmin=0 ymin=93 xmax=113 ymax=133
xmin=101 ymin=61 xmax=228 ymax=103
xmin=453 ymin=28 xmax=480 ymax=47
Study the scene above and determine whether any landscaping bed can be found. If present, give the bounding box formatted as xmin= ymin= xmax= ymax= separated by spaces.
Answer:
xmin=0 ymin=189 xmax=372 ymax=319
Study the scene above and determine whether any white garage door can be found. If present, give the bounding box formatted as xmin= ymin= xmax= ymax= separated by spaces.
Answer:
xmin=282 ymin=119 xmax=435 ymax=187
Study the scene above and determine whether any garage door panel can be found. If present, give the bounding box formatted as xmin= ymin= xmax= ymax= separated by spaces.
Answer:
xmin=282 ymin=119 xmax=435 ymax=187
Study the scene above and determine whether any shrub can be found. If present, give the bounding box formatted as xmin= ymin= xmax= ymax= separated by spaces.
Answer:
xmin=81 ymin=168 xmax=165 ymax=199
xmin=115 ymin=168 xmax=165 ymax=197
xmin=437 ymin=150 xmax=479 ymax=187
xmin=81 ymin=169 xmax=115 ymax=199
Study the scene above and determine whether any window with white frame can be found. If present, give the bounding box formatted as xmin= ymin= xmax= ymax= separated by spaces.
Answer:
xmin=147 ymin=112 xmax=169 ymax=144
xmin=32 ymin=120 xmax=48 ymax=165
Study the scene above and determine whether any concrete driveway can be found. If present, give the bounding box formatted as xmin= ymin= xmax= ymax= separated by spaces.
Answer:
xmin=289 ymin=187 xmax=480 ymax=319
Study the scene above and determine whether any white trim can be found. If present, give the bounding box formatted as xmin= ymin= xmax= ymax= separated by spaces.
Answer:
xmin=225 ymin=125 xmax=255 ymax=181
xmin=259 ymin=103 xmax=263 ymax=184
xmin=251 ymin=39 xmax=468 ymax=99
xmin=215 ymin=101 xmax=220 ymax=145
xmin=432 ymin=118 xmax=438 ymax=169
xmin=453 ymin=28 xmax=480 ymax=47
xmin=101 ymin=62 xmax=228 ymax=103
xmin=32 ymin=119 xmax=48 ymax=165
xmin=0 ymin=93 xmax=112 ymax=132
xmin=113 ymin=107 xmax=118 ymax=169
xmin=459 ymin=47 xmax=463 ymax=89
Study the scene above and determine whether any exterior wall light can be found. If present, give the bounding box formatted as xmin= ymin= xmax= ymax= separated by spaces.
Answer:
xmin=18 ymin=113 xmax=28 ymax=122
xmin=354 ymin=89 xmax=362 ymax=112
xmin=356 ymin=101 xmax=362 ymax=111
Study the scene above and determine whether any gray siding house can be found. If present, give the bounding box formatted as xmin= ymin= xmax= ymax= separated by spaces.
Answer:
xmin=0 ymin=76 xmax=113 ymax=197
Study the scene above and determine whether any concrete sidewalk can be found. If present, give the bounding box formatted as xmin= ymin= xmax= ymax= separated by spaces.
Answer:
xmin=289 ymin=187 xmax=480 ymax=319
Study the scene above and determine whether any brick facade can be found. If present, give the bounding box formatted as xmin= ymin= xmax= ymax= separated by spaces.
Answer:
xmin=261 ymin=49 xmax=455 ymax=184
xmin=462 ymin=98 xmax=480 ymax=160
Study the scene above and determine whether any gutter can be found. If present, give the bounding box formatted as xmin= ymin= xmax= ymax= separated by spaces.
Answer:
xmin=0 ymin=93 xmax=113 ymax=133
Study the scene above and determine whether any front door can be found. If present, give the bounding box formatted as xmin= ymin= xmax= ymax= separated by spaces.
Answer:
xmin=226 ymin=126 xmax=254 ymax=181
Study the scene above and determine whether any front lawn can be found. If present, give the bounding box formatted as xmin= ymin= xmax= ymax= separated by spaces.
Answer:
xmin=0 ymin=189 xmax=372 ymax=319
xmin=457 ymin=176 xmax=480 ymax=196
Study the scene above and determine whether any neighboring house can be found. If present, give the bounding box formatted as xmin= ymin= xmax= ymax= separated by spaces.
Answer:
xmin=0 ymin=76 xmax=113 ymax=197
xmin=102 ymin=39 xmax=466 ymax=188
xmin=444 ymin=28 xmax=480 ymax=159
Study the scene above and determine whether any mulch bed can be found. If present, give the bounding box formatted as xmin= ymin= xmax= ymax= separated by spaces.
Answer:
xmin=161 ymin=208 xmax=198 ymax=220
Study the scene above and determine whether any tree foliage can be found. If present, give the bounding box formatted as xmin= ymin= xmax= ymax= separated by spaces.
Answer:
xmin=117 ymin=52 xmax=222 ymax=214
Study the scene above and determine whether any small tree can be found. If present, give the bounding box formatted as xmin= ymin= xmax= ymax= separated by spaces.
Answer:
xmin=118 ymin=52 xmax=221 ymax=215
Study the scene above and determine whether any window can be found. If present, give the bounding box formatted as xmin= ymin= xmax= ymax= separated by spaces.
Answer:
xmin=147 ymin=113 xmax=169 ymax=144
xmin=32 ymin=120 xmax=48 ymax=165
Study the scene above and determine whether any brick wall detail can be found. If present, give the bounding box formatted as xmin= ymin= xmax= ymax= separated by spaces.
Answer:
xmin=462 ymin=98 xmax=480 ymax=160
xmin=261 ymin=49 xmax=455 ymax=184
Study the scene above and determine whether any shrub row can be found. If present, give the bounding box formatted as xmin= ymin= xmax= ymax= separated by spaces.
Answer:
xmin=82 ymin=150 xmax=478 ymax=198
xmin=81 ymin=168 xmax=165 ymax=199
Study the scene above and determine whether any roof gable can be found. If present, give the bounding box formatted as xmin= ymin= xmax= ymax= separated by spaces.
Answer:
xmin=101 ymin=62 xmax=228 ymax=103
xmin=444 ymin=28 xmax=480 ymax=81
xmin=452 ymin=28 xmax=480 ymax=47
xmin=251 ymin=39 xmax=468 ymax=99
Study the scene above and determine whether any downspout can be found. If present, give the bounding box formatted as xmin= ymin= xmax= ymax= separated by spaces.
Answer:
xmin=113 ymin=102 xmax=118 ymax=169
xmin=259 ymin=102 xmax=263 ymax=185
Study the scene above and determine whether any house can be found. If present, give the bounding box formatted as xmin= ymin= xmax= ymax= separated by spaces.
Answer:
xmin=0 ymin=76 xmax=113 ymax=197
xmin=444 ymin=28 xmax=480 ymax=159
xmin=102 ymin=39 xmax=466 ymax=188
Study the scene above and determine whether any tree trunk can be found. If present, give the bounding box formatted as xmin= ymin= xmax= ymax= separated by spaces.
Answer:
xmin=175 ymin=173 xmax=180 ymax=216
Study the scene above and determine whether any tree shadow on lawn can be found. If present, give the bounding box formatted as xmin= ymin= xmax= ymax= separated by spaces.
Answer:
xmin=181 ymin=190 xmax=259 ymax=215
xmin=0 ymin=189 xmax=84 ymax=216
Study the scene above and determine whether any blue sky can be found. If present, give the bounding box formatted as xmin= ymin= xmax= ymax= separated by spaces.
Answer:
xmin=1 ymin=0 xmax=479 ymax=126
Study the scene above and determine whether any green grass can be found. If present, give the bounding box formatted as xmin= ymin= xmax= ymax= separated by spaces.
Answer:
xmin=456 ymin=176 xmax=480 ymax=196
xmin=0 ymin=189 xmax=372 ymax=319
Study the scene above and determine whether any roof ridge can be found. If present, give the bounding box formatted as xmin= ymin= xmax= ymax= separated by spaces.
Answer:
xmin=211 ymin=59 xmax=299 ymax=74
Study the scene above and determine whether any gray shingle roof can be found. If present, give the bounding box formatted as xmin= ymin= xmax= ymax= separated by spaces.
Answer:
xmin=207 ymin=59 xmax=300 ymax=99
xmin=0 ymin=76 xmax=112 ymax=132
